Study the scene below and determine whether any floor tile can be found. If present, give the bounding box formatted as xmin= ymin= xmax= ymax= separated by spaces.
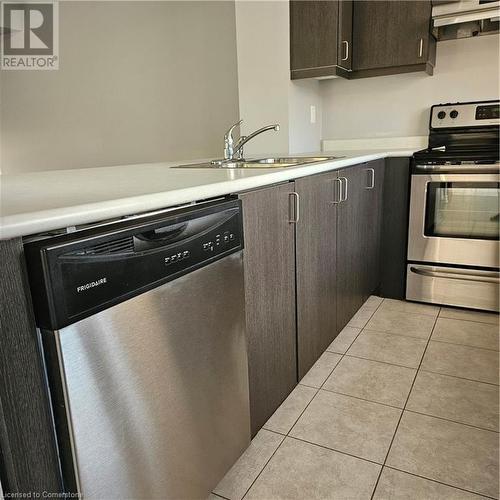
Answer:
xmin=213 ymin=429 xmax=284 ymax=500
xmin=378 ymin=298 xmax=440 ymax=318
xmin=300 ymin=352 xmax=342 ymax=389
xmin=440 ymin=307 xmax=499 ymax=325
xmin=421 ymin=341 xmax=499 ymax=385
xmin=290 ymin=390 xmax=401 ymax=463
xmin=347 ymin=330 xmax=427 ymax=369
xmin=348 ymin=307 xmax=377 ymax=328
xmin=323 ymin=356 xmax=415 ymax=408
xmin=406 ymin=371 xmax=499 ymax=431
xmin=245 ymin=437 xmax=381 ymax=500
xmin=432 ymin=317 xmax=499 ymax=351
xmin=365 ymin=308 xmax=436 ymax=339
xmin=326 ymin=326 xmax=361 ymax=354
xmin=264 ymin=384 xmax=317 ymax=435
xmin=386 ymin=412 xmax=499 ymax=498
xmin=373 ymin=467 xmax=488 ymax=500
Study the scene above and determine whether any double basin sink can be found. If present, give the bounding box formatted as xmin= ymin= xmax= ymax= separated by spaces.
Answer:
xmin=173 ymin=156 xmax=342 ymax=169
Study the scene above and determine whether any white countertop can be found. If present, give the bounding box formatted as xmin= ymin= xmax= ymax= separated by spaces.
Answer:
xmin=0 ymin=149 xmax=415 ymax=240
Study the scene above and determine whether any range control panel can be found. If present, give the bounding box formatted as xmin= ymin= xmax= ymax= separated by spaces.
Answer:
xmin=431 ymin=101 xmax=500 ymax=129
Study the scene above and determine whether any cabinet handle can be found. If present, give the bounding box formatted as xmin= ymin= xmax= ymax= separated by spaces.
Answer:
xmin=289 ymin=192 xmax=300 ymax=223
xmin=331 ymin=178 xmax=342 ymax=204
xmin=339 ymin=177 xmax=348 ymax=202
xmin=342 ymin=40 xmax=349 ymax=61
xmin=418 ymin=38 xmax=424 ymax=58
xmin=365 ymin=168 xmax=375 ymax=189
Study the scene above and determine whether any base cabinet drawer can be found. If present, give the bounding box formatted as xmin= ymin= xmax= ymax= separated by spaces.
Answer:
xmin=406 ymin=264 xmax=500 ymax=312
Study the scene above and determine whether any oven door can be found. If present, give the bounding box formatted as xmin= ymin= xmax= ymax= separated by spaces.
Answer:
xmin=408 ymin=172 xmax=500 ymax=268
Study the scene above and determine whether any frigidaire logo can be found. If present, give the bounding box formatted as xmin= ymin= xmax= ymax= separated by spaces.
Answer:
xmin=1 ymin=1 xmax=59 ymax=70
xmin=76 ymin=278 xmax=107 ymax=293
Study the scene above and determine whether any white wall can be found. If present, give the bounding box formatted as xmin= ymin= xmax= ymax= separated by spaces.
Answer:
xmin=289 ymin=79 xmax=323 ymax=153
xmin=235 ymin=0 xmax=290 ymax=154
xmin=1 ymin=1 xmax=239 ymax=174
xmin=321 ymin=35 xmax=500 ymax=140
xmin=235 ymin=0 xmax=322 ymax=155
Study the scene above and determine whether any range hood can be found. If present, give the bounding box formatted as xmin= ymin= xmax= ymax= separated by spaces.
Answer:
xmin=432 ymin=0 xmax=500 ymax=40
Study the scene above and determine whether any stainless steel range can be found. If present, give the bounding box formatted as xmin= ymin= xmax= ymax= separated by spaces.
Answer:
xmin=407 ymin=100 xmax=500 ymax=312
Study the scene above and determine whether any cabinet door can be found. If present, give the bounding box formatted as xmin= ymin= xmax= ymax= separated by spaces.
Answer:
xmin=352 ymin=0 xmax=433 ymax=71
xmin=295 ymin=172 xmax=338 ymax=379
xmin=336 ymin=164 xmax=368 ymax=330
xmin=338 ymin=0 xmax=353 ymax=71
xmin=362 ymin=159 xmax=385 ymax=296
xmin=239 ymin=183 xmax=297 ymax=436
xmin=290 ymin=1 xmax=339 ymax=74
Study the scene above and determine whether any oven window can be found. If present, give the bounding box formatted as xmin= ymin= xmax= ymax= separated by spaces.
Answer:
xmin=425 ymin=182 xmax=500 ymax=240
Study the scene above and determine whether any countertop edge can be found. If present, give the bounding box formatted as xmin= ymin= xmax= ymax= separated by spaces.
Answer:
xmin=0 ymin=151 xmax=413 ymax=240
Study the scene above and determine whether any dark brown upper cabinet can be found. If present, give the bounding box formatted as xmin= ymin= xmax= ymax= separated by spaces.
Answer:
xmin=290 ymin=0 xmax=436 ymax=80
xmin=290 ymin=0 xmax=353 ymax=80
xmin=351 ymin=0 xmax=436 ymax=78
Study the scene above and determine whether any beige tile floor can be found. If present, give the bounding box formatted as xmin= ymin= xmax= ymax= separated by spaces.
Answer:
xmin=212 ymin=297 xmax=499 ymax=500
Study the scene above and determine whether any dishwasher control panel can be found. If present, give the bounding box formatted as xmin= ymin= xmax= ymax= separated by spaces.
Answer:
xmin=25 ymin=199 xmax=243 ymax=330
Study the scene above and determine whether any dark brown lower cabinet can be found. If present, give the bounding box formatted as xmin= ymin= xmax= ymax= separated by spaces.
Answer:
xmin=295 ymin=172 xmax=338 ymax=379
xmin=336 ymin=160 xmax=385 ymax=330
xmin=239 ymin=183 xmax=297 ymax=436
xmin=240 ymin=159 xmax=389 ymax=434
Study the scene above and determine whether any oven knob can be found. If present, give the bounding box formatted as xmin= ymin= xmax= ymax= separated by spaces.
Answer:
xmin=450 ymin=110 xmax=459 ymax=119
xmin=437 ymin=111 xmax=446 ymax=119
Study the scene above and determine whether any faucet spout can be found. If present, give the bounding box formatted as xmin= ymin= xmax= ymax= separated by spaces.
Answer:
xmin=233 ymin=124 xmax=280 ymax=159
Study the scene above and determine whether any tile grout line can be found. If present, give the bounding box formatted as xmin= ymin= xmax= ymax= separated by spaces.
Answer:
xmin=211 ymin=493 xmax=231 ymax=500
xmin=359 ymin=327 xmax=434 ymax=341
xmin=239 ymin=431 xmax=287 ymax=500
xmin=419 ymin=367 xmax=500 ymax=387
xmin=430 ymin=337 xmax=500 ymax=353
xmin=343 ymin=353 xmax=419 ymax=370
xmin=404 ymin=408 xmax=500 ymax=434
xmin=287 ymin=434 xmax=383 ymax=466
xmin=438 ymin=313 xmax=499 ymax=326
xmin=368 ymin=306 xmax=441 ymax=500
xmin=384 ymin=465 xmax=499 ymax=500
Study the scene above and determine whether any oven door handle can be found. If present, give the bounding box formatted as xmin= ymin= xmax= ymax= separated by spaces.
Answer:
xmin=414 ymin=165 xmax=500 ymax=174
xmin=409 ymin=266 xmax=500 ymax=284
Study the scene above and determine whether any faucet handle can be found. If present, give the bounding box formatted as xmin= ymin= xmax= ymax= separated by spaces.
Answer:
xmin=224 ymin=119 xmax=243 ymax=142
xmin=224 ymin=119 xmax=243 ymax=160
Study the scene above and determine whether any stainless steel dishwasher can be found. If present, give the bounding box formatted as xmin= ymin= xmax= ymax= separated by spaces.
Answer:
xmin=25 ymin=198 xmax=250 ymax=499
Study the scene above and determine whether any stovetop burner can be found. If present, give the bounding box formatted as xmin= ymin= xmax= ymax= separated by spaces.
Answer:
xmin=414 ymin=148 xmax=499 ymax=165
xmin=414 ymin=100 xmax=499 ymax=166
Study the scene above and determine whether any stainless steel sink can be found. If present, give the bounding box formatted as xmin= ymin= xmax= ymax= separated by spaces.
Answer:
xmin=247 ymin=156 xmax=337 ymax=165
xmin=172 ymin=156 xmax=343 ymax=169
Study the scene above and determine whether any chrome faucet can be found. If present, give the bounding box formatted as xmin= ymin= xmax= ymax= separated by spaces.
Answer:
xmin=223 ymin=120 xmax=280 ymax=161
